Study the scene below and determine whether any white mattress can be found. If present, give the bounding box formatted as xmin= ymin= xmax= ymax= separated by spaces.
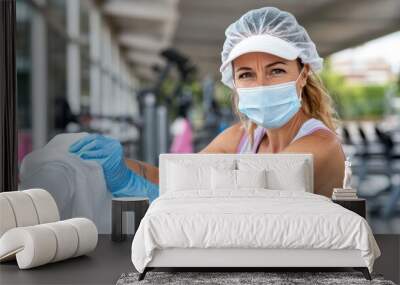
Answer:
xmin=131 ymin=190 xmax=381 ymax=273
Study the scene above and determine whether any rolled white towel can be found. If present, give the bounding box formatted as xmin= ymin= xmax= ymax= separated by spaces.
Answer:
xmin=0 ymin=225 xmax=57 ymax=267
xmin=63 ymin=218 xmax=98 ymax=257
xmin=41 ymin=221 xmax=79 ymax=262
xmin=0 ymin=191 xmax=40 ymax=228
xmin=23 ymin=188 xmax=60 ymax=224
xmin=0 ymin=196 xmax=17 ymax=237
xmin=0 ymin=218 xmax=98 ymax=269
xmin=0 ymin=189 xmax=60 ymax=238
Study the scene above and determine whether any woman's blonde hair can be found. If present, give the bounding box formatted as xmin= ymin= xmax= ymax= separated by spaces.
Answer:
xmin=230 ymin=60 xmax=342 ymax=149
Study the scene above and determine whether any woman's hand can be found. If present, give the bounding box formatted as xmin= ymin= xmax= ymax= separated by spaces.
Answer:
xmin=68 ymin=134 xmax=129 ymax=193
xmin=68 ymin=134 xmax=159 ymax=202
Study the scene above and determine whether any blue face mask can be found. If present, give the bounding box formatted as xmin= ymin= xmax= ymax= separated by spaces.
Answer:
xmin=236 ymin=69 xmax=304 ymax=129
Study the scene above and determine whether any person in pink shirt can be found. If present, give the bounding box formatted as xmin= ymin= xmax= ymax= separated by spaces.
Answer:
xmin=169 ymin=101 xmax=194 ymax=153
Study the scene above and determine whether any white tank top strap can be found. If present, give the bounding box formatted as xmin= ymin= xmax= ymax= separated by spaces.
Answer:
xmin=290 ymin=118 xmax=333 ymax=143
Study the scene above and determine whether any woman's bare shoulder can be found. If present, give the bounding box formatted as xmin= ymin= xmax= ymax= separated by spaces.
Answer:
xmin=282 ymin=129 xmax=342 ymax=158
xmin=282 ymin=129 xmax=345 ymax=197
xmin=282 ymin=129 xmax=345 ymax=179
xmin=198 ymin=122 xmax=245 ymax=153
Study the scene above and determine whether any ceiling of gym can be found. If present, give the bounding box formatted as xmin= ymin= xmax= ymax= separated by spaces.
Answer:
xmin=102 ymin=0 xmax=400 ymax=81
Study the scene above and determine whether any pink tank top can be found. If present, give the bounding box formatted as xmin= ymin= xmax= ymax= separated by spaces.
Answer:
xmin=236 ymin=118 xmax=337 ymax=153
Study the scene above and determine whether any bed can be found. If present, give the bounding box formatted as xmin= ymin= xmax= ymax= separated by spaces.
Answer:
xmin=131 ymin=153 xmax=381 ymax=281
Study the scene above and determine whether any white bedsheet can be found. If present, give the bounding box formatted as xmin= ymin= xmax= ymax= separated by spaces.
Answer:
xmin=131 ymin=190 xmax=381 ymax=273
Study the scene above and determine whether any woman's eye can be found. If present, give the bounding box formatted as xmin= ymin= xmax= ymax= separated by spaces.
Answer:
xmin=238 ymin=72 xmax=253 ymax=79
xmin=270 ymin=68 xmax=286 ymax=76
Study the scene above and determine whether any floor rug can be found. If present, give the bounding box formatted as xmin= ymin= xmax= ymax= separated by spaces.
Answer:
xmin=116 ymin=271 xmax=396 ymax=285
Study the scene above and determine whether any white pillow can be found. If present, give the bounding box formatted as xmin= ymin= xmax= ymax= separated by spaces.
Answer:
xmin=211 ymin=168 xmax=268 ymax=191
xmin=211 ymin=168 xmax=236 ymax=190
xmin=236 ymin=169 xmax=268 ymax=189
xmin=166 ymin=160 xmax=236 ymax=192
xmin=267 ymin=166 xmax=307 ymax=192
xmin=237 ymin=158 xmax=309 ymax=192
xmin=167 ymin=162 xmax=210 ymax=191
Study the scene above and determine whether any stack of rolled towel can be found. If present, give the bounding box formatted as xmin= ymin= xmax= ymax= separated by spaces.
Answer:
xmin=0 ymin=189 xmax=98 ymax=269
xmin=332 ymin=188 xmax=358 ymax=200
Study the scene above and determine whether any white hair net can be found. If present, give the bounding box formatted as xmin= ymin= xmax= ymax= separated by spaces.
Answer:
xmin=220 ymin=7 xmax=323 ymax=89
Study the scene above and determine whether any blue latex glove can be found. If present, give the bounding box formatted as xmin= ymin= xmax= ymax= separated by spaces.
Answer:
xmin=68 ymin=134 xmax=159 ymax=203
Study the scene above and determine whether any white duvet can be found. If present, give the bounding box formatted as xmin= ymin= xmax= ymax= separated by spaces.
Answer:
xmin=131 ymin=190 xmax=381 ymax=273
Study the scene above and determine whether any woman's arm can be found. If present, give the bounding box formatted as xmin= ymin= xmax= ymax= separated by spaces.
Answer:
xmin=125 ymin=158 xmax=160 ymax=185
xmin=281 ymin=129 xmax=345 ymax=197
xmin=124 ymin=122 xmax=245 ymax=184
xmin=198 ymin=122 xmax=244 ymax=153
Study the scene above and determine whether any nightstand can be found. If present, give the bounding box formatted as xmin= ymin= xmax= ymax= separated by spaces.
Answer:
xmin=112 ymin=197 xmax=149 ymax=242
xmin=332 ymin=198 xmax=366 ymax=218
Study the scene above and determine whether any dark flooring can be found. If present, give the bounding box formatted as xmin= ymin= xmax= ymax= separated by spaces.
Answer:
xmin=1 ymin=235 xmax=399 ymax=285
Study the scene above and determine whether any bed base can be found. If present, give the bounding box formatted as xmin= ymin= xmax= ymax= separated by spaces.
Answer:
xmin=137 ymin=248 xmax=372 ymax=281
xmin=138 ymin=266 xmax=371 ymax=281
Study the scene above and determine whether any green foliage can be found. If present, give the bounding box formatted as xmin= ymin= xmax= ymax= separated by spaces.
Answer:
xmin=321 ymin=58 xmax=390 ymax=120
xmin=214 ymin=83 xmax=232 ymax=108
xmin=159 ymin=77 xmax=203 ymax=119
